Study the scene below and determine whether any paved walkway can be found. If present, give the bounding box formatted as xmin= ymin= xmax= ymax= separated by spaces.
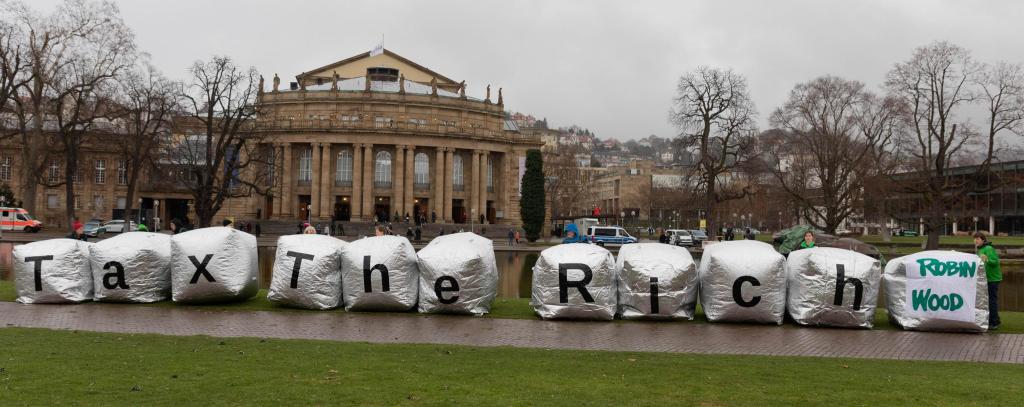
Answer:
xmin=0 ymin=302 xmax=1021 ymax=364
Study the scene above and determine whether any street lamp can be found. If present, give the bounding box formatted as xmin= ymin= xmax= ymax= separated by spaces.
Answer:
xmin=137 ymin=198 xmax=143 ymax=227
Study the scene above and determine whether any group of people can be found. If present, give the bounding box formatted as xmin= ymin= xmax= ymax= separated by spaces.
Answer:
xmin=506 ymin=228 xmax=522 ymax=245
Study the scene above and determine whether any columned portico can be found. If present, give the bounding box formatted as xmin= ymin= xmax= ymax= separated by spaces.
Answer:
xmin=393 ymin=144 xmax=406 ymax=218
xmin=443 ymin=147 xmax=454 ymax=223
xmin=310 ymin=142 xmax=321 ymax=219
xmin=352 ymin=143 xmax=364 ymax=220
xmin=404 ymin=146 xmax=415 ymax=218
xmin=361 ymin=143 xmax=374 ymax=221
xmin=319 ymin=143 xmax=332 ymax=219
xmin=433 ymin=147 xmax=444 ymax=222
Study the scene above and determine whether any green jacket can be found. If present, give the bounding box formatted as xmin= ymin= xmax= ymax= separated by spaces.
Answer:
xmin=799 ymin=241 xmax=816 ymax=249
xmin=977 ymin=242 xmax=1002 ymax=282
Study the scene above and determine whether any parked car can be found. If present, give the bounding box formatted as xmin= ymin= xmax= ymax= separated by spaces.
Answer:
xmin=688 ymin=229 xmax=709 ymax=244
xmin=0 ymin=207 xmax=43 ymax=232
xmin=587 ymin=226 xmax=638 ymax=246
xmin=665 ymin=229 xmax=694 ymax=246
xmin=900 ymin=229 xmax=919 ymax=237
xmin=83 ymin=219 xmax=107 ymax=237
xmin=103 ymin=219 xmax=137 ymax=233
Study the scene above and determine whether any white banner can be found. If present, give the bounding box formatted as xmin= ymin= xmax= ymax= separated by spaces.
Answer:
xmin=903 ymin=251 xmax=979 ymax=323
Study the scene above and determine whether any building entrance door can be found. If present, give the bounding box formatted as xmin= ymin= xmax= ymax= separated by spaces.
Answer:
xmin=487 ymin=201 xmax=496 ymax=224
xmin=334 ymin=196 xmax=351 ymax=221
xmin=413 ymin=198 xmax=429 ymax=224
xmin=298 ymin=195 xmax=311 ymax=221
xmin=452 ymin=199 xmax=466 ymax=223
xmin=264 ymin=195 xmax=274 ymax=219
xmin=374 ymin=196 xmax=391 ymax=222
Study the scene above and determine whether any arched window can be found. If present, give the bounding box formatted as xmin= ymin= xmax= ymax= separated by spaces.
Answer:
xmin=486 ymin=156 xmax=493 ymax=192
xmin=374 ymin=150 xmax=392 ymax=186
xmin=453 ymin=154 xmax=464 ymax=189
xmin=414 ymin=152 xmax=429 ymax=186
xmin=336 ymin=149 xmax=352 ymax=185
xmin=298 ymin=148 xmax=312 ymax=182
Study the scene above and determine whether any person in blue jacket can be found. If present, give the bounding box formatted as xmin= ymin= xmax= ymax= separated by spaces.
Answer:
xmin=562 ymin=223 xmax=589 ymax=244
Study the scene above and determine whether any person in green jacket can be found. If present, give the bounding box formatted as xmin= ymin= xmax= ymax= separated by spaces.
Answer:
xmin=974 ymin=232 xmax=1001 ymax=330
xmin=798 ymin=231 xmax=816 ymax=250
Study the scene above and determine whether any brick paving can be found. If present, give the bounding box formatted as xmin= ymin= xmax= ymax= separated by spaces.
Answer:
xmin=0 ymin=302 xmax=1020 ymax=364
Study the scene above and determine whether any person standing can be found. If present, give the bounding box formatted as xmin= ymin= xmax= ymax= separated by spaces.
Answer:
xmin=507 ymin=228 xmax=515 ymax=246
xmin=170 ymin=218 xmax=189 ymax=234
xmin=975 ymin=232 xmax=1002 ymax=330
xmin=798 ymin=231 xmax=815 ymax=250
xmin=67 ymin=220 xmax=88 ymax=241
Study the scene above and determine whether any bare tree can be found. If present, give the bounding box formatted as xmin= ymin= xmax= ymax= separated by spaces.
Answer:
xmin=767 ymin=76 xmax=900 ymax=234
xmin=114 ymin=59 xmax=176 ymax=225
xmin=977 ymin=61 xmax=1024 ymax=167
xmin=885 ymin=41 xmax=985 ymax=249
xmin=168 ymin=56 xmax=271 ymax=227
xmin=8 ymin=0 xmax=132 ymax=225
xmin=0 ymin=6 xmax=28 ymax=135
xmin=670 ymin=66 xmax=758 ymax=238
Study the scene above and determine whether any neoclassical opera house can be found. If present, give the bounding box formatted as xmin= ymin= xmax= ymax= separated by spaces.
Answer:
xmin=253 ymin=49 xmax=542 ymax=225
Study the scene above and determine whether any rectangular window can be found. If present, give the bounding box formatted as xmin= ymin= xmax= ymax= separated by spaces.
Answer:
xmin=408 ymin=118 xmax=427 ymax=127
xmin=94 ymin=159 xmax=106 ymax=184
xmin=335 ymin=150 xmax=352 ymax=185
xmin=116 ymin=196 xmax=126 ymax=210
xmin=47 ymin=194 xmax=59 ymax=209
xmin=265 ymin=148 xmax=276 ymax=187
xmin=72 ymin=166 xmax=81 ymax=183
xmin=0 ymin=156 xmax=10 ymax=181
xmin=298 ymin=148 xmax=312 ymax=182
xmin=48 ymin=162 xmax=61 ymax=184
xmin=374 ymin=117 xmax=393 ymax=128
xmin=73 ymin=195 xmax=82 ymax=210
xmin=93 ymin=194 xmax=104 ymax=210
xmin=117 ymin=160 xmax=128 ymax=185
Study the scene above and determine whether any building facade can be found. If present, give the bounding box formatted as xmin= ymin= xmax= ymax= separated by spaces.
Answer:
xmin=1 ymin=49 xmax=543 ymax=229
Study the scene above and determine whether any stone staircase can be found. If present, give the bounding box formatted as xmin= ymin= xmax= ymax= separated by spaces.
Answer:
xmin=241 ymin=219 xmax=522 ymax=241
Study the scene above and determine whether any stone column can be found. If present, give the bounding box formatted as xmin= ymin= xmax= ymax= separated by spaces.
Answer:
xmin=404 ymin=146 xmax=415 ymax=218
xmin=320 ymin=143 xmax=333 ymax=219
xmin=393 ymin=145 xmax=405 ymax=219
xmin=310 ymin=143 xmax=321 ymax=219
xmin=352 ymin=143 xmax=363 ymax=220
xmin=434 ymin=147 xmax=444 ymax=222
xmin=952 ymin=221 xmax=958 ymax=235
xmin=444 ymin=148 xmax=454 ymax=223
xmin=480 ymin=151 xmax=489 ymax=223
xmin=470 ymin=150 xmax=480 ymax=224
xmin=362 ymin=144 xmax=374 ymax=221
xmin=273 ymin=144 xmax=283 ymax=217
xmin=281 ymin=143 xmax=293 ymax=217
xmin=989 ymin=216 xmax=996 ymax=235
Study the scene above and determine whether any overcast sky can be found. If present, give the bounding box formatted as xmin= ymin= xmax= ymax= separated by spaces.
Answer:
xmin=28 ymin=0 xmax=1024 ymax=140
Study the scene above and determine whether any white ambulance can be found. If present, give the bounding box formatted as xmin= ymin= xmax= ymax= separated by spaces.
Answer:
xmin=0 ymin=207 xmax=43 ymax=232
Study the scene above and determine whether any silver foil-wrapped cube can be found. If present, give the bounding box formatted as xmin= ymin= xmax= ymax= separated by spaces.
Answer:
xmin=89 ymin=232 xmax=172 ymax=303
xmin=340 ymin=235 xmax=419 ymax=311
xmin=531 ymin=243 xmax=616 ymax=320
xmin=698 ymin=240 xmax=786 ymax=324
xmin=170 ymin=227 xmax=259 ymax=303
xmin=883 ymin=250 xmax=988 ymax=332
xmin=267 ymin=234 xmax=347 ymax=310
xmin=416 ymin=232 xmax=498 ymax=315
xmin=14 ymin=238 xmax=93 ymax=303
xmin=786 ymin=247 xmax=881 ymax=328
xmin=616 ymin=243 xmax=698 ymax=320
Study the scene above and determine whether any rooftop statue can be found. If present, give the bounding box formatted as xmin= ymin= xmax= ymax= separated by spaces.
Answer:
xmin=272 ymin=74 xmax=280 ymax=92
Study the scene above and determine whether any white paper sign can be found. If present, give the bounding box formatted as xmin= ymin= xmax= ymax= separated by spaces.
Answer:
xmin=903 ymin=251 xmax=979 ymax=323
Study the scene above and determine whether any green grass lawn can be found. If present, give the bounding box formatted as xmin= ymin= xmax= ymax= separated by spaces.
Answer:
xmin=0 ymin=327 xmax=1020 ymax=406
xmin=2 ymin=280 xmax=1020 ymax=333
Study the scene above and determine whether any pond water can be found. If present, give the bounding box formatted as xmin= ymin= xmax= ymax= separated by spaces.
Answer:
xmin=3 ymin=242 xmax=1022 ymax=310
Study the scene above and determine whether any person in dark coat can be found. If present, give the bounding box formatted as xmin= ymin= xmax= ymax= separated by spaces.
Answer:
xmin=658 ymin=229 xmax=670 ymax=244
xmin=170 ymin=218 xmax=189 ymax=234
xmin=67 ymin=220 xmax=88 ymax=241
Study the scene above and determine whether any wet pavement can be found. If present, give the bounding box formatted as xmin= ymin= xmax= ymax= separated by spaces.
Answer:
xmin=0 ymin=302 xmax=1020 ymax=364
